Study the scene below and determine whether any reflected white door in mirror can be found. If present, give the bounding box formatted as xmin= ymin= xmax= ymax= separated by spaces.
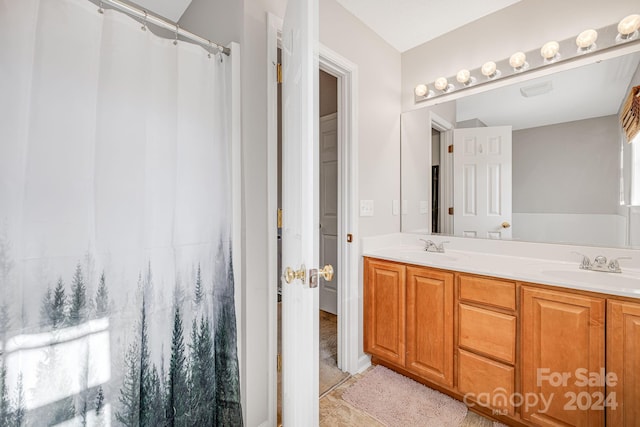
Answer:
xmin=453 ymin=126 xmax=512 ymax=240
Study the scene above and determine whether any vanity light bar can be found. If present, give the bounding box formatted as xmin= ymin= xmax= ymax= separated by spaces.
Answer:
xmin=414 ymin=13 xmax=640 ymax=103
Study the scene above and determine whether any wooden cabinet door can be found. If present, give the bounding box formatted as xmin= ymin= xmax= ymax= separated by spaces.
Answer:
xmin=521 ymin=287 xmax=605 ymax=427
xmin=364 ymin=258 xmax=406 ymax=366
xmin=406 ymin=266 xmax=454 ymax=386
xmin=607 ymin=300 xmax=640 ymax=426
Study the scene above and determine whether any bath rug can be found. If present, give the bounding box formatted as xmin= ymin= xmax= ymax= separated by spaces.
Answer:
xmin=343 ymin=365 xmax=468 ymax=426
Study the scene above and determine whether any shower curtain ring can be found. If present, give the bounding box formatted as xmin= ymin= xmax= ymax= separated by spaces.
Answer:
xmin=141 ymin=11 xmax=148 ymax=31
xmin=98 ymin=0 xmax=104 ymax=14
xmin=174 ymin=25 xmax=179 ymax=45
xmin=208 ymin=41 xmax=213 ymax=59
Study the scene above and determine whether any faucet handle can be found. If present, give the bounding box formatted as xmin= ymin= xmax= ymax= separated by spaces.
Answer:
xmin=572 ymin=251 xmax=592 ymax=269
xmin=436 ymin=241 xmax=450 ymax=251
xmin=608 ymin=257 xmax=631 ymax=273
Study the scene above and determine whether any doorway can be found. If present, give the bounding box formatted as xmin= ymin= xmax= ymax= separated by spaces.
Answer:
xmin=317 ymin=70 xmax=349 ymax=397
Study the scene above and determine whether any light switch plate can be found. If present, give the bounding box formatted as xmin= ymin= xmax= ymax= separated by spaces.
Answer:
xmin=392 ymin=200 xmax=400 ymax=216
xmin=360 ymin=200 xmax=374 ymax=217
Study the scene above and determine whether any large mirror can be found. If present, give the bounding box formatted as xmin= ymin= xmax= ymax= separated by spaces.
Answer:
xmin=401 ymin=48 xmax=640 ymax=248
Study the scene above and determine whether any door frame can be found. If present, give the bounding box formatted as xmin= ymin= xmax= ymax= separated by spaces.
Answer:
xmin=266 ymin=12 xmax=359 ymax=426
xmin=430 ymin=112 xmax=453 ymax=235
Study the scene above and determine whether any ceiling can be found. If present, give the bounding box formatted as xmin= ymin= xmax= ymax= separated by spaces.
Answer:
xmin=334 ymin=0 xmax=522 ymax=52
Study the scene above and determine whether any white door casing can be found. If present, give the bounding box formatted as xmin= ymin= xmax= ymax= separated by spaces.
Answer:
xmin=319 ymin=113 xmax=338 ymax=315
xmin=281 ymin=0 xmax=319 ymax=424
xmin=453 ymin=126 xmax=513 ymax=239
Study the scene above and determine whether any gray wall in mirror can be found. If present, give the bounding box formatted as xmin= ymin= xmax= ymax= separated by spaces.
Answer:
xmin=401 ymin=49 xmax=640 ymax=248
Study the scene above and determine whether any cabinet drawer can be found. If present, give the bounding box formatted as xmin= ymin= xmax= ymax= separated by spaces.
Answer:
xmin=459 ymin=275 xmax=516 ymax=311
xmin=459 ymin=304 xmax=516 ymax=364
xmin=458 ymin=349 xmax=515 ymax=416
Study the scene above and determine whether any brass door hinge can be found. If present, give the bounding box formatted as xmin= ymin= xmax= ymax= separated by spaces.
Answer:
xmin=276 ymin=63 xmax=283 ymax=84
xmin=277 ymin=208 xmax=283 ymax=228
xmin=347 ymin=233 xmax=353 ymax=243
xmin=448 ymin=144 xmax=454 ymax=153
xmin=448 ymin=207 xmax=454 ymax=215
xmin=277 ymin=354 xmax=282 ymax=372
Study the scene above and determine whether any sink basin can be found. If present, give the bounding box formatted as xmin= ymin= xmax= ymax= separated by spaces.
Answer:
xmin=541 ymin=269 xmax=640 ymax=291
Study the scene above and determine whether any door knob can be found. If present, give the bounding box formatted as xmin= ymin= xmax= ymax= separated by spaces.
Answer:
xmin=319 ymin=264 xmax=334 ymax=281
xmin=501 ymin=221 xmax=511 ymax=229
xmin=308 ymin=264 xmax=334 ymax=288
xmin=284 ymin=265 xmax=306 ymax=284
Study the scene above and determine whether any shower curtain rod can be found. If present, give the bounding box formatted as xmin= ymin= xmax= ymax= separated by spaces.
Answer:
xmin=99 ymin=0 xmax=231 ymax=55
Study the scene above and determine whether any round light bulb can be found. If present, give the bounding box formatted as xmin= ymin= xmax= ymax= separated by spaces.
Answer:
xmin=540 ymin=41 xmax=560 ymax=60
xmin=414 ymin=84 xmax=428 ymax=97
xmin=434 ymin=77 xmax=448 ymax=91
xmin=456 ymin=69 xmax=471 ymax=84
xmin=618 ymin=14 xmax=640 ymax=36
xmin=481 ymin=61 xmax=498 ymax=78
xmin=509 ymin=52 xmax=527 ymax=69
xmin=576 ymin=29 xmax=598 ymax=49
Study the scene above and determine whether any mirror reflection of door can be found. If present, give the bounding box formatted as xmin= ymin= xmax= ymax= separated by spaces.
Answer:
xmin=453 ymin=126 xmax=513 ymax=239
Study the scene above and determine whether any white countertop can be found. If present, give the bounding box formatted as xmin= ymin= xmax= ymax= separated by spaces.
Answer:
xmin=362 ymin=234 xmax=640 ymax=299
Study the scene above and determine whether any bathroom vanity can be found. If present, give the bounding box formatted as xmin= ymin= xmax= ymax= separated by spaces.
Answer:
xmin=362 ymin=234 xmax=640 ymax=426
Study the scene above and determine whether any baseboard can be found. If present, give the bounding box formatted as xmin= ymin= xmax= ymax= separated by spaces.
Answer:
xmin=356 ymin=354 xmax=371 ymax=374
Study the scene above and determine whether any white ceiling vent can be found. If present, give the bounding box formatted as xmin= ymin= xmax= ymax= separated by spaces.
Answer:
xmin=520 ymin=81 xmax=553 ymax=98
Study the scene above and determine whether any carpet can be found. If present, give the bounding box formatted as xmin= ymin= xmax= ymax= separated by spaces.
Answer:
xmin=343 ymin=365 xmax=468 ymax=427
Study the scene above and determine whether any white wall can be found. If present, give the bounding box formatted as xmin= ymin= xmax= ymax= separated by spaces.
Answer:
xmin=320 ymin=0 xmax=402 ymax=238
xmin=402 ymin=0 xmax=639 ymax=112
xmin=319 ymin=0 xmax=402 ymax=368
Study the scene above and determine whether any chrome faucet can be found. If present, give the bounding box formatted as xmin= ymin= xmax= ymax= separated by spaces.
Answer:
xmin=572 ymin=252 xmax=630 ymax=273
xmin=419 ymin=239 xmax=449 ymax=253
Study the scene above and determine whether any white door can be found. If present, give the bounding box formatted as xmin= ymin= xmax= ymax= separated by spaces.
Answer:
xmin=319 ymin=113 xmax=338 ymax=315
xmin=453 ymin=126 xmax=512 ymax=239
xmin=281 ymin=0 xmax=320 ymax=424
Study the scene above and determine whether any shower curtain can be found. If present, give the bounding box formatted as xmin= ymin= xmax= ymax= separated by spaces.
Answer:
xmin=0 ymin=0 xmax=242 ymax=425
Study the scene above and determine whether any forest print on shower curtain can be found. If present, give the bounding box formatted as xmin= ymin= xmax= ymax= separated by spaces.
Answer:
xmin=0 ymin=0 xmax=243 ymax=425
